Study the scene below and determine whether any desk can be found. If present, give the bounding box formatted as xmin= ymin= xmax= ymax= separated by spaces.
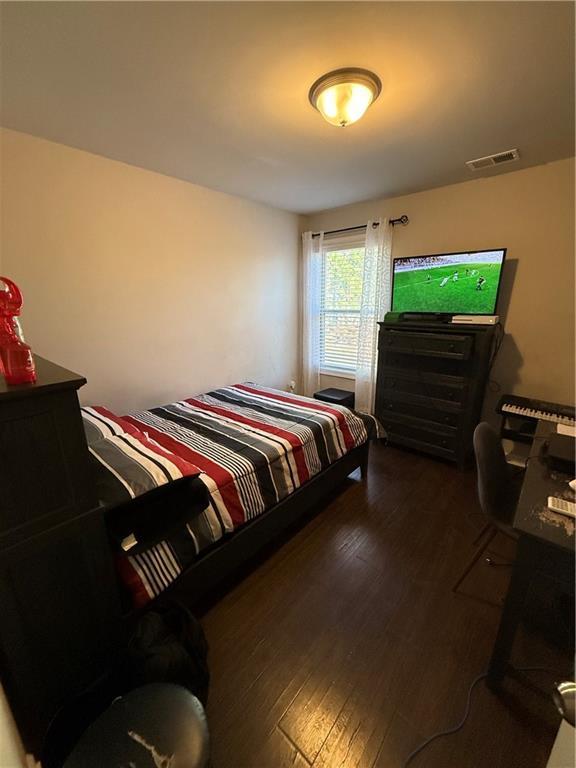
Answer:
xmin=487 ymin=421 xmax=575 ymax=686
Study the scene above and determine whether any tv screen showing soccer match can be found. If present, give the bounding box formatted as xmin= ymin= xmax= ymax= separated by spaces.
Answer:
xmin=391 ymin=249 xmax=506 ymax=315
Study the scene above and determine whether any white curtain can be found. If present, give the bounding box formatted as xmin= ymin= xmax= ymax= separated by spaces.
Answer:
xmin=301 ymin=231 xmax=323 ymax=397
xmin=355 ymin=219 xmax=393 ymax=413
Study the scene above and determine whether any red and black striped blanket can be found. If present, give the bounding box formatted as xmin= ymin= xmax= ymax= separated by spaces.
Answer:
xmin=83 ymin=385 xmax=382 ymax=606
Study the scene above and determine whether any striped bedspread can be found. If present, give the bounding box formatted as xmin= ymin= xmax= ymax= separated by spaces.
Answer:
xmin=88 ymin=385 xmax=381 ymax=606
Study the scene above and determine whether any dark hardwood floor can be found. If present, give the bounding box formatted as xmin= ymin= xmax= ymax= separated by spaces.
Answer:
xmin=200 ymin=443 xmax=572 ymax=768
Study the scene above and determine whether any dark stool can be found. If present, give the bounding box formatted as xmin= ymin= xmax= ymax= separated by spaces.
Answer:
xmin=63 ymin=684 xmax=209 ymax=768
xmin=314 ymin=388 xmax=355 ymax=409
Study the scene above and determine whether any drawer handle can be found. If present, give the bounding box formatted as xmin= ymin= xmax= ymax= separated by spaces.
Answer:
xmin=449 ymin=343 xmax=455 ymax=351
xmin=390 ymin=380 xmax=395 ymax=388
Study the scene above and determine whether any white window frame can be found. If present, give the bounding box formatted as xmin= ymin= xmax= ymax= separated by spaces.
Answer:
xmin=319 ymin=233 xmax=366 ymax=379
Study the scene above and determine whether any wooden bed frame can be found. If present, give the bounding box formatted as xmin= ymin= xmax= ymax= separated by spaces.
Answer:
xmin=138 ymin=441 xmax=370 ymax=611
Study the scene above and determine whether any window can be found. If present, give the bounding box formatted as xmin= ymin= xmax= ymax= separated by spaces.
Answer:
xmin=320 ymin=237 xmax=365 ymax=375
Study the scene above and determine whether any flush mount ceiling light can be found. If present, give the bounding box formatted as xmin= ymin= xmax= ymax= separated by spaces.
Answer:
xmin=308 ymin=68 xmax=382 ymax=128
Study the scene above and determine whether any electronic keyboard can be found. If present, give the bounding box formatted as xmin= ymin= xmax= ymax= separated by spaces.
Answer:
xmin=498 ymin=395 xmax=576 ymax=426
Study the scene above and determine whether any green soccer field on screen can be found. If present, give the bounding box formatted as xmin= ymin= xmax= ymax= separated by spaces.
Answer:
xmin=391 ymin=259 xmax=504 ymax=314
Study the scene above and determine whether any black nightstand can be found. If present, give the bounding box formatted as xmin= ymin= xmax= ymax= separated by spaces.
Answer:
xmin=314 ymin=388 xmax=355 ymax=409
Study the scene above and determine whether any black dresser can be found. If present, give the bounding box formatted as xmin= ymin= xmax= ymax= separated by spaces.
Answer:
xmin=0 ymin=356 xmax=122 ymax=754
xmin=375 ymin=321 xmax=497 ymax=466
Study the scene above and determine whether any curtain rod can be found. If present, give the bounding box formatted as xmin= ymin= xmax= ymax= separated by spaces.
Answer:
xmin=311 ymin=215 xmax=409 ymax=238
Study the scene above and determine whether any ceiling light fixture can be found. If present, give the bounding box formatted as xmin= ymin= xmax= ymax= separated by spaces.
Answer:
xmin=308 ymin=68 xmax=382 ymax=128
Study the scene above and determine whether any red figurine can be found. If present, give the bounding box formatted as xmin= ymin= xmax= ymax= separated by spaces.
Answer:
xmin=0 ymin=277 xmax=36 ymax=385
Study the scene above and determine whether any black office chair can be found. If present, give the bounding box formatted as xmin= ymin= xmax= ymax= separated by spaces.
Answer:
xmin=453 ymin=422 xmax=524 ymax=594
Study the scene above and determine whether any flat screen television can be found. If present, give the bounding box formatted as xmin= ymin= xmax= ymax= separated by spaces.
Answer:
xmin=391 ymin=248 xmax=506 ymax=315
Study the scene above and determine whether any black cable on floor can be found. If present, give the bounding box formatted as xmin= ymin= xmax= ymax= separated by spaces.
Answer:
xmin=402 ymin=666 xmax=565 ymax=767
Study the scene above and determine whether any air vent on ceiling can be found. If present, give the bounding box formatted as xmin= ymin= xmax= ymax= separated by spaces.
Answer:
xmin=466 ymin=149 xmax=520 ymax=171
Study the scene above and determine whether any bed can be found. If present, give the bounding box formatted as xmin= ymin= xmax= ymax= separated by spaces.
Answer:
xmin=83 ymin=384 xmax=382 ymax=609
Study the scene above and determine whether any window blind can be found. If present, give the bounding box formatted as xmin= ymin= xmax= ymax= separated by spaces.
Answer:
xmin=320 ymin=244 xmax=365 ymax=374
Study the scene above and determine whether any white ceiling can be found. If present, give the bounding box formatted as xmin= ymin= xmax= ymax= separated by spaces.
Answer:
xmin=1 ymin=2 xmax=573 ymax=213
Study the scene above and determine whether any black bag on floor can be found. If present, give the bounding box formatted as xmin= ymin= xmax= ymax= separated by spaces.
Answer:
xmin=123 ymin=600 xmax=210 ymax=705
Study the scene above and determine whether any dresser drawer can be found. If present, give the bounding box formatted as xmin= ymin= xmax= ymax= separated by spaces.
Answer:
xmin=380 ymin=368 xmax=468 ymax=405
xmin=381 ymin=410 xmax=456 ymax=437
xmin=386 ymin=431 xmax=458 ymax=461
xmin=379 ymin=330 xmax=473 ymax=360
xmin=382 ymin=412 xmax=459 ymax=456
xmin=379 ymin=396 xmax=462 ymax=428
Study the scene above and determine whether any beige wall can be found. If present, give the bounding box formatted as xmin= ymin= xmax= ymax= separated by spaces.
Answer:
xmin=302 ymin=159 xmax=575 ymax=418
xmin=0 ymin=129 xmax=299 ymax=412
xmin=1 ymin=128 xmax=573 ymax=420
xmin=0 ymin=687 xmax=26 ymax=768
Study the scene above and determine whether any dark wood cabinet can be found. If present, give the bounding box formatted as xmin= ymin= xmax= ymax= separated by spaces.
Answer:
xmin=0 ymin=357 xmax=94 ymax=549
xmin=0 ymin=357 xmax=122 ymax=754
xmin=375 ymin=322 xmax=497 ymax=466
